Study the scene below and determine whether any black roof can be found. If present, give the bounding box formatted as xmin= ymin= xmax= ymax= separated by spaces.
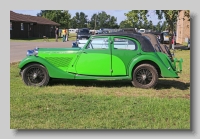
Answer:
xmin=93 ymin=33 xmax=155 ymax=52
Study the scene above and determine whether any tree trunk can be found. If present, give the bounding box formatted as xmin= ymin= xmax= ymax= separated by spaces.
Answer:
xmin=168 ymin=22 xmax=174 ymax=49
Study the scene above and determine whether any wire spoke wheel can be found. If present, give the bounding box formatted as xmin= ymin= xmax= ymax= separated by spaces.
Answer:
xmin=135 ymin=68 xmax=152 ymax=85
xmin=132 ymin=64 xmax=158 ymax=89
xmin=27 ymin=67 xmax=45 ymax=84
xmin=22 ymin=64 xmax=50 ymax=86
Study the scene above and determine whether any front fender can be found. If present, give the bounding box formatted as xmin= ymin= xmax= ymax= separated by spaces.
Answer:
xmin=18 ymin=56 xmax=75 ymax=79
xmin=128 ymin=54 xmax=179 ymax=78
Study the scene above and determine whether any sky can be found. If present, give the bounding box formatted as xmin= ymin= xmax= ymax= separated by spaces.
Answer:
xmin=12 ymin=10 xmax=165 ymax=25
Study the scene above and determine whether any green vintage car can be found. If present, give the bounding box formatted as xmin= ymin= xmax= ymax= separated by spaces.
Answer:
xmin=18 ymin=32 xmax=183 ymax=89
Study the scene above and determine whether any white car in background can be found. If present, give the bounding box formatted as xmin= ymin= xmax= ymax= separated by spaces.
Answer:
xmin=139 ymin=29 xmax=146 ymax=33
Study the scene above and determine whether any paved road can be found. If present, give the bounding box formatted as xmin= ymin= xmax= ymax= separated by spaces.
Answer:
xmin=10 ymin=41 xmax=74 ymax=63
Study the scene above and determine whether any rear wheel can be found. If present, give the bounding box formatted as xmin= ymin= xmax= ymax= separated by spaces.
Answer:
xmin=22 ymin=64 xmax=50 ymax=87
xmin=132 ymin=64 xmax=158 ymax=89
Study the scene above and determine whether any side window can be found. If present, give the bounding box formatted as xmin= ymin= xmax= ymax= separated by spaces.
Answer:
xmin=113 ymin=38 xmax=137 ymax=50
xmin=86 ymin=38 xmax=109 ymax=49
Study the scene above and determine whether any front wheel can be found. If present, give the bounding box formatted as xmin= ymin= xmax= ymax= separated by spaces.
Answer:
xmin=132 ymin=64 xmax=158 ymax=89
xmin=21 ymin=64 xmax=50 ymax=87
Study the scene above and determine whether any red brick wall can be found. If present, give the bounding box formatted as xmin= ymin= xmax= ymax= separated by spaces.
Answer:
xmin=176 ymin=10 xmax=190 ymax=44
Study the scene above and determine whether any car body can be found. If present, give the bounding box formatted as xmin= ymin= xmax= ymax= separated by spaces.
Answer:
xmin=160 ymin=31 xmax=170 ymax=43
xmin=19 ymin=32 xmax=183 ymax=89
xmin=139 ymin=29 xmax=146 ymax=33
xmin=76 ymin=28 xmax=91 ymax=40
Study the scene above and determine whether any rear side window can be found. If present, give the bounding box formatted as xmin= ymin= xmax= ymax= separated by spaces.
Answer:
xmin=113 ymin=38 xmax=137 ymax=50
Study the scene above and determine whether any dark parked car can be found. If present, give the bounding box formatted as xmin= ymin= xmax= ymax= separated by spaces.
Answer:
xmin=76 ymin=28 xmax=91 ymax=40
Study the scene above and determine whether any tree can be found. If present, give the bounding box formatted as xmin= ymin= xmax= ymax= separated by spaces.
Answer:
xmin=124 ymin=10 xmax=182 ymax=49
xmin=70 ymin=17 xmax=78 ymax=28
xmin=155 ymin=21 xmax=162 ymax=32
xmin=124 ymin=10 xmax=149 ymax=28
xmin=37 ymin=10 xmax=71 ymax=28
xmin=37 ymin=10 xmax=71 ymax=29
xmin=90 ymin=11 xmax=118 ymax=29
xmin=161 ymin=21 xmax=167 ymax=31
xmin=119 ymin=20 xmax=132 ymax=28
xmin=184 ymin=10 xmax=190 ymax=21
xmin=156 ymin=10 xmax=179 ymax=49
xmin=79 ymin=12 xmax=88 ymax=28
xmin=147 ymin=20 xmax=153 ymax=30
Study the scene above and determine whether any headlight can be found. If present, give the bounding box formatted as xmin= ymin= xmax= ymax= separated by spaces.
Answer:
xmin=26 ymin=47 xmax=38 ymax=56
xmin=27 ymin=50 xmax=34 ymax=56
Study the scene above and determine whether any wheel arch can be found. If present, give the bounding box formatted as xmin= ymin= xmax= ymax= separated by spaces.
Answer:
xmin=20 ymin=62 xmax=47 ymax=72
xmin=131 ymin=60 xmax=162 ymax=79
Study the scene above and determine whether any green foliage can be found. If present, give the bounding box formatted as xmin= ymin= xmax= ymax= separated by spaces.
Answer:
xmin=184 ymin=10 xmax=190 ymax=21
xmin=119 ymin=20 xmax=133 ymax=28
xmin=89 ymin=11 xmax=119 ymax=29
xmin=70 ymin=12 xmax=88 ymax=28
xmin=156 ymin=10 xmax=179 ymax=48
xmin=37 ymin=10 xmax=71 ymax=29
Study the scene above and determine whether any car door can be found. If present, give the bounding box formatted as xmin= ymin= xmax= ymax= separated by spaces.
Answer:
xmin=110 ymin=36 xmax=139 ymax=76
xmin=75 ymin=37 xmax=112 ymax=76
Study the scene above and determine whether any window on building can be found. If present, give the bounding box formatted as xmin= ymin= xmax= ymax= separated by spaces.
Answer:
xmin=21 ymin=23 xmax=24 ymax=30
xmin=10 ymin=22 xmax=12 ymax=30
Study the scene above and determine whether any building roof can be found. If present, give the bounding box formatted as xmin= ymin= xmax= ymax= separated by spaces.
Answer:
xmin=10 ymin=11 xmax=60 ymax=26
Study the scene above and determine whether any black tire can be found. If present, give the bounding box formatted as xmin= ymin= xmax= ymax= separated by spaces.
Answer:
xmin=22 ymin=64 xmax=50 ymax=87
xmin=132 ymin=64 xmax=158 ymax=89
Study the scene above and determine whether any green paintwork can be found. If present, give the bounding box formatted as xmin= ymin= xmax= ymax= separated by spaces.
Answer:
xmin=110 ymin=36 xmax=141 ymax=76
xmin=18 ymin=56 xmax=75 ymax=79
xmin=38 ymin=48 xmax=80 ymax=71
xmin=19 ymin=35 xmax=183 ymax=81
xmin=127 ymin=52 xmax=179 ymax=78
xmin=75 ymin=50 xmax=111 ymax=76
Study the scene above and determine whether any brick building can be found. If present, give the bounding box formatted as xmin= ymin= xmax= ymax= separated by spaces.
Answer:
xmin=10 ymin=11 xmax=60 ymax=39
xmin=176 ymin=10 xmax=190 ymax=44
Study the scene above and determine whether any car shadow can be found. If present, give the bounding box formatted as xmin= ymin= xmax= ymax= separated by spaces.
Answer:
xmin=174 ymin=45 xmax=190 ymax=50
xmin=48 ymin=79 xmax=190 ymax=90
xmin=164 ymin=44 xmax=190 ymax=50
xmin=155 ymin=79 xmax=190 ymax=90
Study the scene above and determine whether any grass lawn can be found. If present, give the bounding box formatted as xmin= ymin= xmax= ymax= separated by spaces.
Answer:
xmin=10 ymin=49 xmax=190 ymax=129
